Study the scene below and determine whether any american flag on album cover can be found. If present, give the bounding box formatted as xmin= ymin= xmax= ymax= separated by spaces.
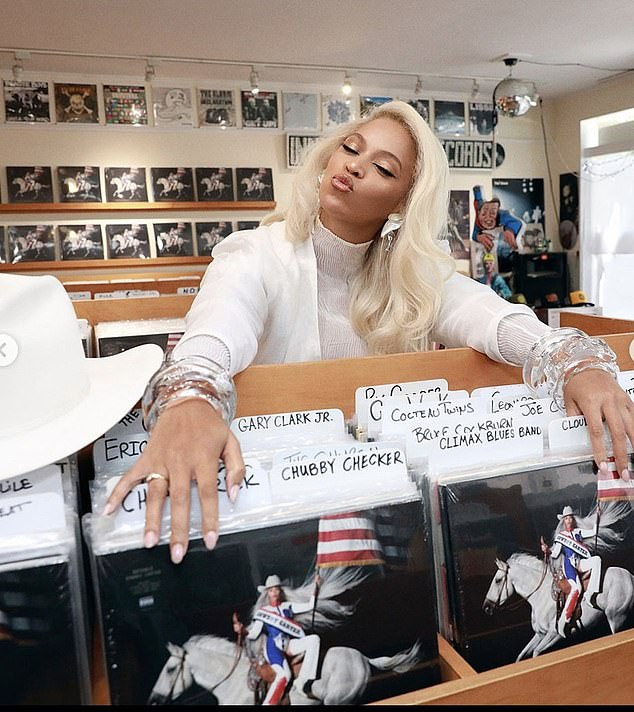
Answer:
xmin=166 ymin=332 xmax=182 ymax=354
xmin=316 ymin=512 xmax=385 ymax=569
xmin=597 ymin=457 xmax=634 ymax=502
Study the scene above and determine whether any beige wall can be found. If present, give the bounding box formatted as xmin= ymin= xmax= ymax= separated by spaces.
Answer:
xmin=2 ymin=69 xmax=630 ymax=284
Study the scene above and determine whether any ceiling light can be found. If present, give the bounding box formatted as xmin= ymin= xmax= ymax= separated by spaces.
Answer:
xmin=144 ymin=61 xmax=155 ymax=82
xmin=493 ymin=57 xmax=539 ymax=117
xmin=471 ymin=79 xmax=480 ymax=100
xmin=12 ymin=55 xmax=24 ymax=81
xmin=414 ymin=76 xmax=423 ymax=95
xmin=249 ymin=66 xmax=260 ymax=95
xmin=342 ymin=72 xmax=353 ymax=96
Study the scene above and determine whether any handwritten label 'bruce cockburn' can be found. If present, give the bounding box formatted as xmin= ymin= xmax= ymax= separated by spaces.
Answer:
xmin=405 ymin=412 xmax=543 ymax=472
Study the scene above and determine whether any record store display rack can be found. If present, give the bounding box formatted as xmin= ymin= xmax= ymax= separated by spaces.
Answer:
xmin=65 ymin=297 xmax=634 ymax=706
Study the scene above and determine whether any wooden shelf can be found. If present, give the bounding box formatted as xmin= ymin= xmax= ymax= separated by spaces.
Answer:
xmin=1 ymin=255 xmax=211 ymax=272
xmin=0 ymin=200 xmax=275 ymax=214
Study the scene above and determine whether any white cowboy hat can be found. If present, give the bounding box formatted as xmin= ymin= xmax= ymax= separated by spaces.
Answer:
xmin=257 ymin=575 xmax=283 ymax=593
xmin=557 ymin=505 xmax=576 ymax=520
xmin=0 ymin=274 xmax=164 ymax=478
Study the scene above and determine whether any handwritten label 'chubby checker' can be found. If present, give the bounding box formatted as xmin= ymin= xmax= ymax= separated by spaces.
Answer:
xmin=405 ymin=412 xmax=543 ymax=472
xmin=269 ymin=446 xmax=409 ymax=503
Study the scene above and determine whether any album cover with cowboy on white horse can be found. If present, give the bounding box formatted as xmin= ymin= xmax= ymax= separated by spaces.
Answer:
xmin=437 ymin=454 xmax=634 ymax=672
xmin=6 ymin=165 xmax=53 ymax=203
xmin=88 ymin=497 xmax=441 ymax=705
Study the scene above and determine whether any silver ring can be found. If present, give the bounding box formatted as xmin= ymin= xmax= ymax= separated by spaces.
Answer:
xmin=144 ymin=472 xmax=168 ymax=485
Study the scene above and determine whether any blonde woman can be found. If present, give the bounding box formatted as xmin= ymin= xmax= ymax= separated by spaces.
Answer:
xmin=105 ymin=100 xmax=634 ymax=564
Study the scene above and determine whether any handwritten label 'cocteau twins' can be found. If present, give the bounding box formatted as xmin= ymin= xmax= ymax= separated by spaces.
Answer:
xmin=406 ymin=413 xmax=543 ymax=472
xmin=380 ymin=394 xmax=485 ymax=436
xmin=269 ymin=447 xmax=408 ymax=502
xmin=355 ymin=378 xmax=448 ymax=434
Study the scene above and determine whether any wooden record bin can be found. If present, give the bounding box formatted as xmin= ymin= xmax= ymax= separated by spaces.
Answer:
xmin=74 ymin=296 xmax=634 ymax=705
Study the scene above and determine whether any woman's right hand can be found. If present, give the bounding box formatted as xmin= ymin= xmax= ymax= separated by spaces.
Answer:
xmin=104 ymin=398 xmax=245 ymax=564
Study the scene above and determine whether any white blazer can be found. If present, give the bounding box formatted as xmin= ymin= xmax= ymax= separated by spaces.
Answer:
xmin=182 ymin=221 xmax=537 ymax=377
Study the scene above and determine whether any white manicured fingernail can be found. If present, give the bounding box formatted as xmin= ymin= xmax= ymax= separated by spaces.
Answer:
xmin=102 ymin=502 xmax=114 ymax=516
xmin=204 ymin=531 xmax=218 ymax=550
xmin=171 ymin=544 xmax=184 ymax=564
xmin=144 ymin=531 xmax=158 ymax=548
xmin=229 ymin=484 xmax=240 ymax=503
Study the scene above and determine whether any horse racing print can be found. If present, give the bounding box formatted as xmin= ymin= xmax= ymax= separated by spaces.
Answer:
xmin=88 ymin=498 xmax=441 ymax=705
xmin=437 ymin=454 xmax=634 ymax=672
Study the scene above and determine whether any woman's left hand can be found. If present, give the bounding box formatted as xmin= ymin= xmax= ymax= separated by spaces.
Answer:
xmin=563 ymin=369 xmax=634 ymax=480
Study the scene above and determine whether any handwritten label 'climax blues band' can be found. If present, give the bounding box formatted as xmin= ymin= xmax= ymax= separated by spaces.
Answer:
xmin=405 ymin=412 xmax=543 ymax=472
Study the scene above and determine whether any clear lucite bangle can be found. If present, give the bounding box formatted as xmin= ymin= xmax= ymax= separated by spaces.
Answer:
xmin=522 ymin=327 xmax=619 ymax=412
xmin=142 ymin=354 xmax=236 ymax=433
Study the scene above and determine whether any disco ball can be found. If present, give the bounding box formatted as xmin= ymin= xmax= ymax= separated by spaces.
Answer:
xmin=493 ymin=77 xmax=539 ymax=117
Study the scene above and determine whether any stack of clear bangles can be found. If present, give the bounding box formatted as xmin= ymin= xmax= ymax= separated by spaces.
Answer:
xmin=522 ymin=327 xmax=619 ymax=412
xmin=142 ymin=354 xmax=237 ymax=433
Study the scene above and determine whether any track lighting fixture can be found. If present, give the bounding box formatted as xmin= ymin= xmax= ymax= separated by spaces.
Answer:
xmin=12 ymin=53 xmax=26 ymax=81
xmin=249 ymin=66 xmax=260 ymax=95
xmin=414 ymin=76 xmax=423 ymax=95
xmin=342 ymin=72 xmax=352 ymax=96
xmin=144 ymin=60 xmax=155 ymax=82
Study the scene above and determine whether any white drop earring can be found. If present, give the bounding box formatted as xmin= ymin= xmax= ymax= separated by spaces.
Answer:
xmin=380 ymin=213 xmax=403 ymax=252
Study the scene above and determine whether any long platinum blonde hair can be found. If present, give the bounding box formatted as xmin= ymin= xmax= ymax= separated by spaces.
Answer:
xmin=261 ymin=100 xmax=455 ymax=354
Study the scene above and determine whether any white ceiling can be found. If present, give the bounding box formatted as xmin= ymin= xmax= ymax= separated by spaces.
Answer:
xmin=0 ymin=0 xmax=633 ymax=100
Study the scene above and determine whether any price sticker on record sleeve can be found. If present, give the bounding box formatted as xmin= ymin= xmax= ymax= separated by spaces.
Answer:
xmin=355 ymin=378 xmax=448 ymax=436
